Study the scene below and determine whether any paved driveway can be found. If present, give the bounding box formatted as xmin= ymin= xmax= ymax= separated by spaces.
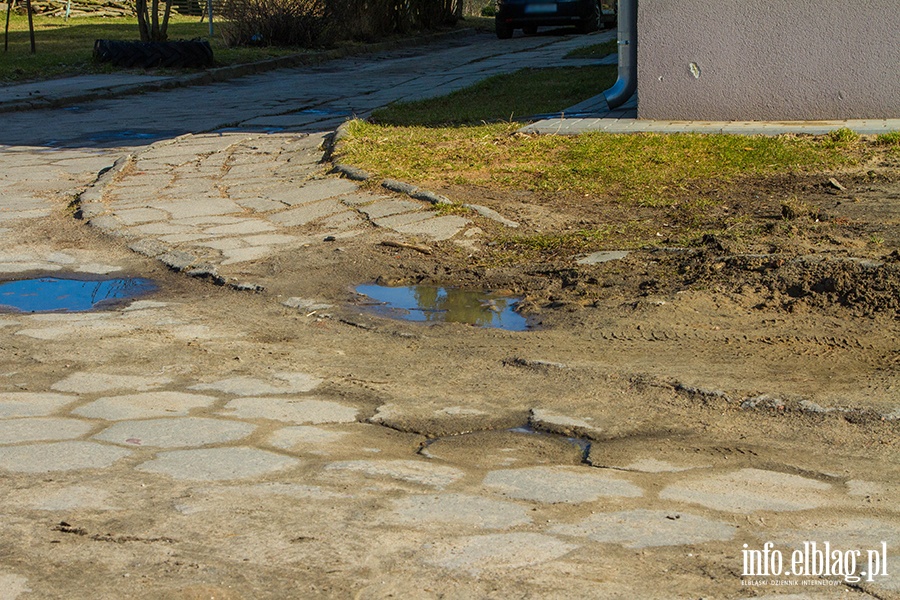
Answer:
xmin=1 ymin=30 xmax=609 ymax=148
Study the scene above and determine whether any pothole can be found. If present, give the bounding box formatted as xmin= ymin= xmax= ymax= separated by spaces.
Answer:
xmin=0 ymin=276 xmax=158 ymax=313
xmin=355 ymin=284 xmax=528 ymax=331
xmin=417 ymin=424 xmax=592 ymax=468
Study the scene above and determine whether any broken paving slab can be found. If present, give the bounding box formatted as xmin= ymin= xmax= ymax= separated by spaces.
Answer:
xmin=389 ymin=493 xmax=532 ymax=529
xmin=483 ymin=466 xmax=643 ymax=503
xmin=358 ymin=199 xmax=422 ymax=220
xmin=659 ymin=468 xmax=832 ymax=512
xmin=392 ymin=215 xmax=470 ymax=241
xmin=50 ymin=372 xmax=173 ymax=394
xmin=550 ymin=509 xmax=736 ymax=548
xmin=220 ymin=397 xmax=359 ymax=424
xmin=372 ymin=211 xmax=433 ymax=229
xmin=368 ymin=402 xmax=523 ymax=437
xmin=530 ymin=408 xmax=602 ymax=438
xmin=325 ymin=459 xmax=465 ymax=489
xmin=0 ymin=417 xmax=94 ymax=444
xmin=189 ymin=372 xmax=322 ymax=395
xmin=72 ymin=391 xmax=219 ymax=420
xmin=0 ymin=441 xmax=131 ymax=473
xmin=93 ymin=417 xmax=256 ymax=448
xmin=463 ymin=204 xmax=519 ymax=228
xmin=423 ymin=532 xmax=577 ymax=574
xmin=136 ymin=447 xmax=299 ymax=481
xmin=0 ymin=392 xmax=79 ymax=418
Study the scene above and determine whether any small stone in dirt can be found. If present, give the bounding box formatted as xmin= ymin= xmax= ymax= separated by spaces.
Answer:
xmin=464 ymin=204 xmax=519 ymax=227
xmin=504 ymin=357 xmax=568 ymax=370
xmin=283 ymin=297 xmax=333 ymax=312
xmin=576 ymin=250 xmax=629 ymax=265
xmin=827 ymin=177 xmax=847 ymax=191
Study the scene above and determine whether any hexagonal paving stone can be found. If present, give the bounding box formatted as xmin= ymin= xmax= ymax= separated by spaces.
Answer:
xmin=190 ymin=372 xmax=321 ymax=396
xmin=72 ymin=391 xmax=219 ymax=420
xmin=483 ymin=466 xmax=643 ymax=504
xmin=659 ymin=468 xmax=832 ymax=512
xmin=136 ymin=447 xmax=299 ymax=481
xmin=550 ymin=509 xmax=737 ymax=548
xmin=51 ymin=372 xmax=172 ymax=394
xmin=221 ymin=397 xmax=358 ymax=424
xmin=0 ymin=441 xmax=132 ymax=473
xmin=326 ymin=459 xmax=465 ymax=489
xmin=390 ymin=494 xmax=532 ymax=529
xmin=0 ymin=418 xmax=93 ymax=444
xmin=0 ymin=392 xmax=78 ymax=418
xmin=424 ymin=533 xmax=577 ymax=574
xmin=266 ymin=425 xmax=348 ymax=450
xmin=94 ymin=417 xmax=255 ymax=448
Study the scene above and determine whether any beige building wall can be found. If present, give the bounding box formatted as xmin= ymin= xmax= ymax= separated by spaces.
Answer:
xmin=636 ymin=0 xmax=900 ymax=120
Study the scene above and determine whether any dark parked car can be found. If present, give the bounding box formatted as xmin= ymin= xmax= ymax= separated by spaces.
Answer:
xmin=495 ymin=0 xmax=610 ymax=38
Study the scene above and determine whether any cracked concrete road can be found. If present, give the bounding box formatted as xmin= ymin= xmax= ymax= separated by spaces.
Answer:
xmin=1 ymin=29 xmax=899 ymax=600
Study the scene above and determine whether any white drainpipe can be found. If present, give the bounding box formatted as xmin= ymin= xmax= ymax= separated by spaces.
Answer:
xmin=603 ymin=0 xmax=637 ymax=109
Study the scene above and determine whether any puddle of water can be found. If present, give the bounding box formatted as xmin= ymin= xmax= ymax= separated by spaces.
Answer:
xmin=0 ymin=276 xmax=157 ymax=313
xmin=356 ymin=284 xmax=528 ymax=331
xmin=509 ymin=424 xmax=592 ymax=462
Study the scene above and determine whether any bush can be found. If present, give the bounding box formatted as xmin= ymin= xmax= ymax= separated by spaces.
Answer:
xmin=221 ymin=0 xmax=459 ymax=47
xmin=221 ymin=0 xmax=331 ymax=47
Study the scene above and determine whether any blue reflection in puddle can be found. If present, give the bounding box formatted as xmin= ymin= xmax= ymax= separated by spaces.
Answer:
xmin=0 ymin=277 xmax=158 ymax=313
xmin=356 ymin=284 xmax=528 ymax=331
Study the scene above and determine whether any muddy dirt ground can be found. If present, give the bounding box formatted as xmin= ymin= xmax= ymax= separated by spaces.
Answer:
xmin=1 ymin=141 xmax=898 ymax=599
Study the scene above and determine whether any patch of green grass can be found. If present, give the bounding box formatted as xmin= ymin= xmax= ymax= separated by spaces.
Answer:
xmin=371 ymin=65 xmax=618 ymax=126
xmin=494 ymin=227 xmax=613 ymax=258
xmin=875 ymin=131 xmax=900 ymax=146
xmin=565 ymin=39 xmax=617 ymax=59
xmin=0 ymin=14 xmax=314 ymax=82
xmin=339 ymin=120 xmax=857 ymax=200
xmin=825 ymin=127 xmax=861 ymax=146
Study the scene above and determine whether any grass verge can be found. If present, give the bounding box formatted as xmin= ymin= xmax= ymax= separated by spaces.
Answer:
xmin=371 ymin=65 xmax=618 ymax=126
xmin=564 ymin=39 xmax=617 ymax=59
xmin=0 ymin=13 xmax=483 ymax=83
xmin=339 ymin=120 xmax=860 ymax=200
xmin=0 ymin=14 xmax=314 ymax=82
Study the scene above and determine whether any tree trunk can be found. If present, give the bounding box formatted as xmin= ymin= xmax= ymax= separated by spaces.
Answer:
xmin=136 ymin=0 xmax=151 ymax=41
xmin=159 ymin=0 xmax=172 ymax=41
xmin=150 ymin=0 xmax=159 ymax=41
